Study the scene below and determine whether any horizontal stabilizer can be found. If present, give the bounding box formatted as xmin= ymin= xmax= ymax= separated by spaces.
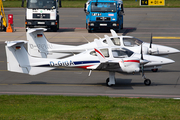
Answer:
xmin=5 ymin=40 xmax=27 ymax=47
xmin=27 ymin=28 xmax=47 ymax=34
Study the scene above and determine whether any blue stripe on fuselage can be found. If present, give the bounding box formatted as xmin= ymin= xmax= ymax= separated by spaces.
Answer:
xmin=74 ymin=61 xmax=100 ymax=65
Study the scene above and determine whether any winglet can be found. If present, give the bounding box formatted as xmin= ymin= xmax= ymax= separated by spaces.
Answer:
xmin=110 ymin=29 xmax=118 ymax=37
xmin=94 ymin=48 xmax=107 ymax=63
xmin=104 ymin=35 xmax=115 ymax=47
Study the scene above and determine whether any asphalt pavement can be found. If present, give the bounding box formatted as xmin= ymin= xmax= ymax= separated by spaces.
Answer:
xmin=0 ymin=8 xmax=180 ymax=98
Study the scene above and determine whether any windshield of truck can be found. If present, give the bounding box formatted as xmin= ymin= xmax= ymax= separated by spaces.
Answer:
xmin=91 ymin=2 xmax=116 ymax=12
xmin=27 ymin=0 xmax=56 ymax=9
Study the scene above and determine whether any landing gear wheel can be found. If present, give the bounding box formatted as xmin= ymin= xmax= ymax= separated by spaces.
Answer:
xmin=106 ymin=78 xmax=113 ymax=87
xmin=115 ymin=30 xmax=119 ymax=33
xmin=88 ymin=29 xmax=92 ymax=33
xmin=144 ymin=79 xmax=151 ymax=86
xmin=152 ymin=68 xmax=158 ymax=72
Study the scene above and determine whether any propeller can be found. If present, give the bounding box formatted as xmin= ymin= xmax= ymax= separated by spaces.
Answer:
xmin=150 ymin=33 xmax=152 ymax=48
xmin=149 ymin=33 xmax=153 ymax=55
xmin=141 ymin=43 xmax=144 ymax=60
xmin=140 ymin=44 xmax=145 ymax=78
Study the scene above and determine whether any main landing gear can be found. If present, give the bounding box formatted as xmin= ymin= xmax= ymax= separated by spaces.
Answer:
xmin=106 ymin=72 xmax=115 ymax=87
xmin=105 ymin=71 xmax=152 ymax=87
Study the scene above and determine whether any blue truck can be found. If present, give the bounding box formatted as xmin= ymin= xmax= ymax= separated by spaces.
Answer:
xmin=84 ymin=0 xmax=124 ymax=32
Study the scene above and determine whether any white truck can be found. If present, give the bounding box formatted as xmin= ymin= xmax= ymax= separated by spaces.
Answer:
xmin=22 ymin=0 xmax=61 ymax=32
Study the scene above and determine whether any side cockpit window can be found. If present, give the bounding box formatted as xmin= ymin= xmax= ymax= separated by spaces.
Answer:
xmin=90 ymin=51 xmax=97 ymax=56
xmin=103 ymin=37 xmax=120 ymax=46
xmin=123 ymin=38 xmax=143 ymax=47
xmin=111 ymin=37 xmax=120 ymax=46
xmin=112 ymin=48 xmax=133 ymax=58
xmin=100 ymin=49 xmax=109 ymax=57
xmin=90 ymin=48 xmax=109 ymax=58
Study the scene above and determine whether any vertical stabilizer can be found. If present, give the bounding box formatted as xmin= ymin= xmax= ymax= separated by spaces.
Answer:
xmin=27 ymin=28 xmax=49 ymax=58
xmin=27 ymin=28 xmax=71 ymax=59
xmin=5 ymin=40 xmax=54 ymax=75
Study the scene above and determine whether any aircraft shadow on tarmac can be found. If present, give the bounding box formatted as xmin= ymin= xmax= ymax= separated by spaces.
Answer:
xmin=20 ymin=78 xmax=180 ymax=90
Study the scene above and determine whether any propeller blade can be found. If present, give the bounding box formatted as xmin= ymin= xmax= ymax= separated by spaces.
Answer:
xmin=150 ymin=33 xmax=152 ymax=48
xmin=141 ymin=44 xmax=144 ymax=60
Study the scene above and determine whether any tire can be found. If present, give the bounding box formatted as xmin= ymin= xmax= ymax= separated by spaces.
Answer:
xmin=52 ymin=26 xmax=57 ymax=32
xmin=120 ymin=23 xmax=123 ymax=30
xmin=88 ymin=29 xmax=92 ymax=33
xmin=106 ymin=78 xmax=113 ymax=87
xmin=144 ymin=79 xmax=151 ymax=86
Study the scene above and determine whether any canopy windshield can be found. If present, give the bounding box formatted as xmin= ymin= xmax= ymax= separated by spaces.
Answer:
xmin=91 ymin=2 xmax=116 ymax=12
xmin=27 ymin=0 xmax=56 ymax=9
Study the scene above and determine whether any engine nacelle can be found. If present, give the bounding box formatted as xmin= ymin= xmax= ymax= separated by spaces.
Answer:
xmin=119 ymin=58 xmax=140 ymax=73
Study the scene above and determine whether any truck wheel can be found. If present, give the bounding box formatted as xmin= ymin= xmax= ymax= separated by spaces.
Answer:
xmin=52 ymin=26 xmax=57 ymax=32
xmin=88 ymin=29 xmax=92 ymax=33
xmin=115 ymin=30 xmax=119 ymax=33
xmin=121 ymin=23 xmax=123 ymax=30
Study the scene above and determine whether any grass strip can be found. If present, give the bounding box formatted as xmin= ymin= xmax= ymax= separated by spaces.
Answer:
xmin=2 ymin=0 xmax=180 ymax=8
xmin=0 ymin=95 xmax=180 ymax=120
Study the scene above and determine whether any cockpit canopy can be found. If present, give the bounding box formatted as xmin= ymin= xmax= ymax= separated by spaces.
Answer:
xmin=123 ymin=37 xmax=143 ymax=47
xmin=103 ymin=37 xmax=143 ymax=47
xmin=90 ymin=47 xmax=134 ymax=58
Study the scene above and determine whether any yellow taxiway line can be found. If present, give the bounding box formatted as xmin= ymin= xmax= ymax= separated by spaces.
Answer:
xmin=153 ymin=37 xmax=180 ymax=39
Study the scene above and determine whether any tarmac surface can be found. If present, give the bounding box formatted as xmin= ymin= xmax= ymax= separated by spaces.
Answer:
xmin=0 ymin=8 xmax=180 ymax=98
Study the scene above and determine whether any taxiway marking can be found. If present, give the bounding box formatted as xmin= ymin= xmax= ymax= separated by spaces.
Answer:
xmin=153 ymin=37 xmax=180 ymax=39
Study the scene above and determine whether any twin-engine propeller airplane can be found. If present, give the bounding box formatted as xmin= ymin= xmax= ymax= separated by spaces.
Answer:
xmin=27 ymin=28 xmax=179 ymax=72
xmin=27 ymin=28 xmax=180 ymax=57
xmin=5 ymin=38 xmax=174 ymax=86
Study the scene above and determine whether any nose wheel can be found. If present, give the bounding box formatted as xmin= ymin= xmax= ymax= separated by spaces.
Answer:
xmin=144 ymin=79 xmax=151 ymax=86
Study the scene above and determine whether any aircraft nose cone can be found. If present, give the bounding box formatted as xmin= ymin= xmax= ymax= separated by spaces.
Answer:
xmin=166 ymin=47 xmax=180 ymax=54
xmin=158 ymin=45 xmax=180 ymax=54
xmin=161 ymin=57 xmax=175 ymax=64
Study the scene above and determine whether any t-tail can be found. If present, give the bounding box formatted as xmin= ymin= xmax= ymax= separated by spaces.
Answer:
xmin=26 ymin=28 xmax=71 ymax=59
xmin=5 ymin=40 xmax=54 ymax=75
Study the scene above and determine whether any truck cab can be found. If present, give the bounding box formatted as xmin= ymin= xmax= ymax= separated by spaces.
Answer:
xmin=84 ymin=0 xmax=124 ymax=32
xmin=22 ymin=0 xmax=61 ymax=32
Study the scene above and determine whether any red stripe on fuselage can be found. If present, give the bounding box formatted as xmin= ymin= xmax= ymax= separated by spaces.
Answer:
xmin=76 ymin=65 xmax=94 ymax=69
xmin=94 ymin=48 xmax=105 ymax=58
xmin=123 ymin=60 xmax=140 ymax=63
